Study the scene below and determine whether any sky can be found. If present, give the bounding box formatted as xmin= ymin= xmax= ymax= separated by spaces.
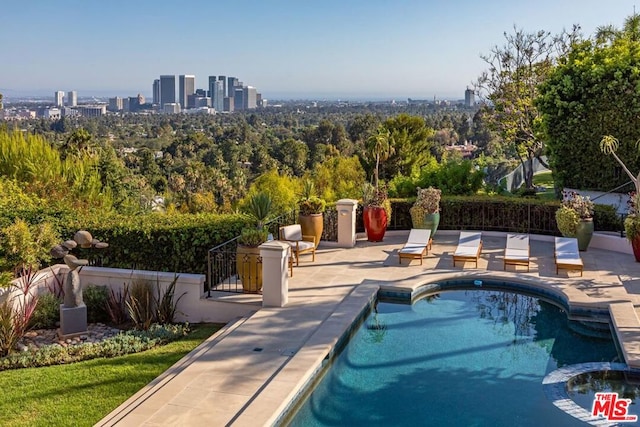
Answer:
xmin=0 ymin=0 xmax=637 ymax=100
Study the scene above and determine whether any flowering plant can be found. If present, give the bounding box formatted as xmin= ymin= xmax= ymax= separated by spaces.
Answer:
xmin=412 ymin=187 xmax=441 ymax=214
xmin=363 ymin=183 xmax=391 ymax=221
xmin=561 ymin=190 xmax=593 ymax=219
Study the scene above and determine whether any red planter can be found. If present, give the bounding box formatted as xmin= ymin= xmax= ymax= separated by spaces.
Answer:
xmin=363 ymin=206 xmax=388 ymax=242
xmin=632 ymin=236 xmax=640 ymax=262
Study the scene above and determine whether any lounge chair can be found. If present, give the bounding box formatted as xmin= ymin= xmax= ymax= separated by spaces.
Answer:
xmin=453 ymin=231 xmax=483 ymax=268
xmin=555 ymin=237 xmax=583 ymax=276
xmin=503 ymin=233 xmax=530 ymax=272
xmin=398 ymin=229 xmax=433 ymax=265
xmin=279 ymin=224 xmax=316 ymax=266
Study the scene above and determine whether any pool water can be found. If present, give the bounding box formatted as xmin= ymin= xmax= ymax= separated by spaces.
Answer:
xmin=287 ymin=290 xmax=620 ymax=426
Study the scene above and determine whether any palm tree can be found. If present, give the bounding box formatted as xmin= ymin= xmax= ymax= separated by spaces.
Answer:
xmin=366 ymin=125 xmax=393 ymax=190
xmin=600 ymin=135 xmax=640 ymax=195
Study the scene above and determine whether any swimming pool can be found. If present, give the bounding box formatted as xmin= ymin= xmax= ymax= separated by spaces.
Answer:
xmin=286 ymin=289 xmax=621 ymax=426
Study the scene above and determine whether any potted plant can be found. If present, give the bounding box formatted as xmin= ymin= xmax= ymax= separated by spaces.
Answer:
xmin=362 ymin=182 xmax=391 ymax=242
xmin=410 ymin=186 xmax=442 ymax=237
xmin=298 ymin=179 xmax=326 ymax=248
xmin=601 ymin=135 xmax=640 ymax=261
xmin=363 ymin=124 xmax=394 ymax=242
xmin=555 ymin=205 xmax=579 ymax=238
xmin=555 ymin=190 xmax=594 ymax=251
xmin=236 ymin=192 xmax=272 ymax=293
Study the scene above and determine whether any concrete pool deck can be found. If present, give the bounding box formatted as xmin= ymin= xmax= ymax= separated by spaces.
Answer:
xmin=97 ymin=231 xmax=640 ymax=426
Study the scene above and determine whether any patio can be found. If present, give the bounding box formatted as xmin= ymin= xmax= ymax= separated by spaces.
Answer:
xmin=97 ymin=230 xmax=640 ymax=426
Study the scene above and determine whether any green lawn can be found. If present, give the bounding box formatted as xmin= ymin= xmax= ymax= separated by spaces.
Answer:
xmin=533 ymin=171 xmax=557 ymax=201
xmin=0 ymin=323 xmax=222 ymax=427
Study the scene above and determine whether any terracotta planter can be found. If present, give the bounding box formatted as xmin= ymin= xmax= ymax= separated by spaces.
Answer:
xmin=363 ymin=206 xmax=388 ymax=242
xmin=298 ymin=213 xmax=323 ymax=248
xmin=576 ymin=218 xmax=594 ymax=251
xmin=236 ymin=245 xmax=262 ymax=293
xmin=632 ymin=236 xmax=640 ymax=262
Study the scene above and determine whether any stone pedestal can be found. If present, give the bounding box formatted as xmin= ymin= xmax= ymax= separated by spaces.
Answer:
xmin=259 ymin=241 xmax=289 ymax=308
xmin=59 ymin=304 xmax=88 ymax=338
xmin=336 ymin=199 xmax=358 ymax=248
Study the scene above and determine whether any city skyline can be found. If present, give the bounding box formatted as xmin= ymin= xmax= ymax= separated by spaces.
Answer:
xmin=0 ymin=0 xmax=635 ymax=100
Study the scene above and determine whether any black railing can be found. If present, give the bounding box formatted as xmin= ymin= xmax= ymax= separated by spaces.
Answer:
xmin=206 ymin=210 xmax=298 ymax=296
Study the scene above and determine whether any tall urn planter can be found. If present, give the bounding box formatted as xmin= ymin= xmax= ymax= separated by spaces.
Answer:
xmin=298 ymin=194 xmax=326 ymax=248
xmin=299 ymin=213 xmax=323 ymax=248
xmin=410 ymin=187 xmax=442 ymax=237
xmin=363 ymin=206 xmax=388 ymax=242
xmin=632 ymin=237 xmax=640 ymax=262
xmin=236 ymin=244 xmax=262 ymax=293
xmin=576 ymin=218 xmax=594 ymax=251
xmin=424 ymin=212 xmax=441 ymax=238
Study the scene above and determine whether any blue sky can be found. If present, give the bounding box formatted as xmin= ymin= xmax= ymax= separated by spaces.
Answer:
xmin=0 ymin=0 xmax=636 ymax=100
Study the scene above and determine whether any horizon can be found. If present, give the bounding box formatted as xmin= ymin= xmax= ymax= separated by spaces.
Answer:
xmin=1 ymin=1 xmax=635 ymax=100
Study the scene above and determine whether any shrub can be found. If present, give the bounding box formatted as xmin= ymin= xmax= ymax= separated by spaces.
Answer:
xmin=84 ymin=285 xmax=109 ymax=324
xmin=155 ymin=276 xmax=186 ymax=325
xmin=127 ymin=279 xmax=154 ymax=330
xmin=0 ymin=323 xmax=189 ymax=371
xmin=555 ymin=206 xmax=579 ymax=237
xmin=106 ymin=285 xmax=129 ymax=326
xmin=29 ymin=292 xmax=60 ymax=330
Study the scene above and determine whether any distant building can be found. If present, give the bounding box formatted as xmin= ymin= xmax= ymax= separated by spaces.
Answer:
xmin=128 ymin=96 xmax=141 ymax=113
xmin=66 ymin=91 xmax=77 ymax=107
xmin=188 ymin=94 xmax=210 ymax=108
xmin=218 ymin=76 xmax=227 ymax=98
xmin=179 ymin=75 xmax=195 ymax=109
xmin=243 ymin=86 xmax=257 ymax=110
xmin=234 ymin=87 xmax=244 ymax=111
xmin=44 ymin=108 xmax=61 ymax=119
xmin=465 ymin=87 xmax=475 ymax=107
xmin=224 ymin=96 xmax=234 ymax=112
xmin=108 ymin=97 xmax=123 ymax=112
xmin=152 ymin=79 xmax=160 ymax=105
xmin=227 ymin=77 xmax=239 ymax=97
xmin=163 ymin=103 xmax=181 ymax=114
xmin=54 ymin=91 xmax=64 ymax=107
xmin=76 ymin=105 xmax=106 ymax=117
xmin=160 ymin=75 xmax=176 ymax=107
xmin=212 ymin=80 xmax=224 ymax=112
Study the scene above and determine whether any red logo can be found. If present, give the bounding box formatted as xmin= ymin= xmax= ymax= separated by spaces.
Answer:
xmin=591 ymin=392 xmax=638 ymax=422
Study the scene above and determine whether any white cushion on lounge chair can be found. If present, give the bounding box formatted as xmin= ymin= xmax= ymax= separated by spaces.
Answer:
xmin=453 ymin=231 xmax=482 ymax=268
xmin=504 ymin=234 xmax=530 ymax=271
xmin=398 ymin=229 xmax=432 ymax=265
xmin=555 ymin=237 xmax=583 ymax=275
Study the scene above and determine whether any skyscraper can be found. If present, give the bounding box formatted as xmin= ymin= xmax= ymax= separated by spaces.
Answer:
xmin=243 ymin=86 xmax=257 ymax=110
xmin=152 ymin=79 xmax=160 ymax=105
xmin=54 ymin=91 xmax=64 ymax=107
xmin=67 ymin=91 xmax=77 ymax=107
xmin=212 ymin=80 xmax=224 ymax=112
xmin=465 ymin=87 xmax=475 ymax=107
xmin=160 ymin=75 xmax=176 ymax=107
xmin=179 ymin=75 xmax=195 ymax=109
xmin=218 ymin=76 xmax=227 ymax=99
xmin=227 ymin=77 xmax=238 ymax=97
xmin=234 ymin=87 xmax=244 ymax=111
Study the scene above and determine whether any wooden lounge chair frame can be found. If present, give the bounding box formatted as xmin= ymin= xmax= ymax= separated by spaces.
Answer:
xmin=554 ymin=237 xmax=583 ymax=276
xmin=279 ymin=224 xmax=316 ymax=266
xmin=453 ymin=231 xmax=483 ymax=268
xmin=398 ymin=229 xmax=433 ymax=265
xmin=503 ymin=233 xmax=530 ymax=272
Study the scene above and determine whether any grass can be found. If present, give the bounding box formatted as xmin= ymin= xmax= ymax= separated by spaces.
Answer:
xmin=533 ymin=171 xmax=557 ymax=201
xmin=0 ymin=323 xmax=222 ymax=427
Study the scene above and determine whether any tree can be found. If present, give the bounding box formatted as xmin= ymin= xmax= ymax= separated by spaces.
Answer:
xmin=366 ymin=125 xmax=393 ymax=189
xmin=476 ymin=26 xmax=580 ymax=190
xmin=537 ymin=14 xmax=640 ymax=192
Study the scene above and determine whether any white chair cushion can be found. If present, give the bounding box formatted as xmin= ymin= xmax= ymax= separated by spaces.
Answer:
xmin=282 ymin=225 xmax=303 ymax=241
xmin=400 ymin=244 xmax=425 ymax=255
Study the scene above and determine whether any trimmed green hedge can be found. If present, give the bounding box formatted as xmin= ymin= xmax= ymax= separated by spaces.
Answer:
xmin=62 ymin=213 xmax=252 ymax=274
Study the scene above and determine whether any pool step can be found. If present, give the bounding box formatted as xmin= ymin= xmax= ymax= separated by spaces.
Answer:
xmin=567 ymin=319 xmax=612 ymax=339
